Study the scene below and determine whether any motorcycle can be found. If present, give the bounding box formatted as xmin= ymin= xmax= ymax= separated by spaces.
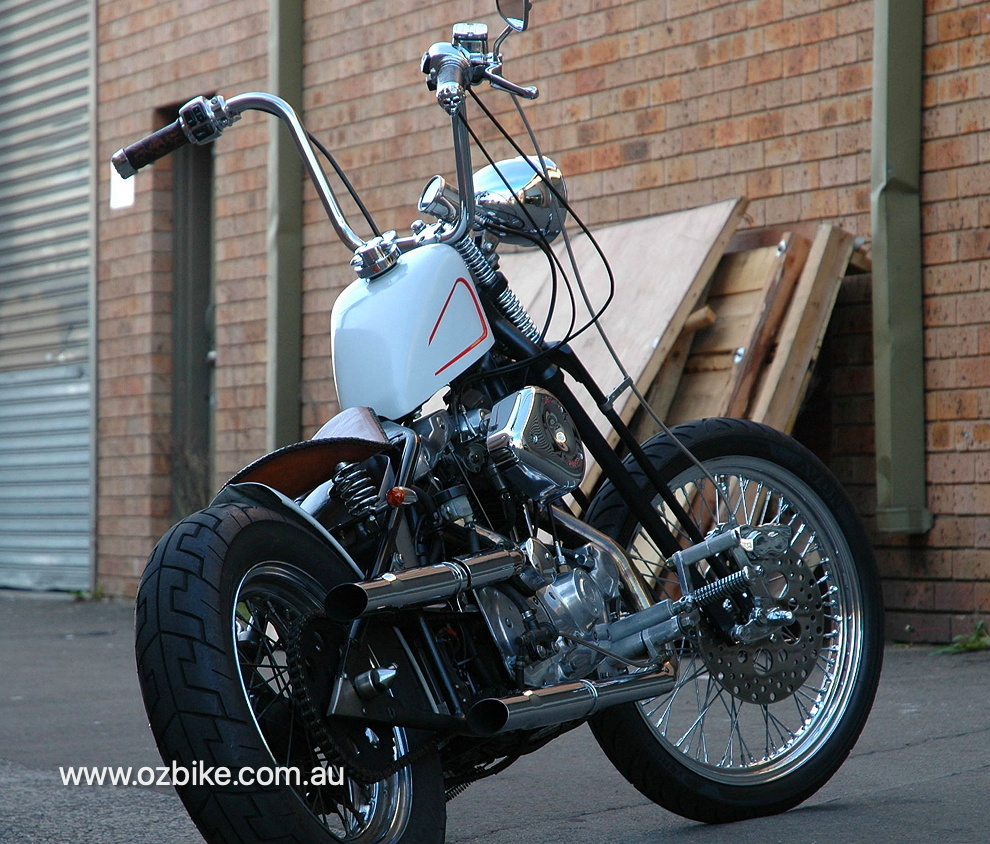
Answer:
xmin=115 ymin=2 xmax=883 ymax=841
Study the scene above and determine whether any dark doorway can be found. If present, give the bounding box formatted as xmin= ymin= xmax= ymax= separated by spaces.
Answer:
xmin=170 ymin=140 xmax=215 ymax=519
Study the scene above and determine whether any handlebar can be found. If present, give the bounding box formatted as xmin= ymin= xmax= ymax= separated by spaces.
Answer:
xmin=111 ymin=121 xmax=188 ymax=178
xmin=110 ymin=26 xmax=530 ymax=270
xmin=111 ymin=92 xmax=365 ymax=252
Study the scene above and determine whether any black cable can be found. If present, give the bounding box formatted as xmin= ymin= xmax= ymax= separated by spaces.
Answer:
xmin=307 ymin=131 xmax=382 ymax=238
xmin=456 ymin=103 xmax=618 ymax=381
xmin=459 ymin=112 xmax=576 ymax=346
xmin=452 ymin=94 xmax=624 ymax=385
xmin=468 ymin=88 xmax=617 ymax=338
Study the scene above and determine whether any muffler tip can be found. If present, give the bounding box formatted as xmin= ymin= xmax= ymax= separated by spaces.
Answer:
xmin=466 ymin=698 xmax=511 ymax=736
xmin=324 ymin=582 xmax=369 ymax=622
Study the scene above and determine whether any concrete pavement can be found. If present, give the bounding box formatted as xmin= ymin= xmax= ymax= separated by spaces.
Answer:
xmin=1 ymin=589 xmax=988 ymax=844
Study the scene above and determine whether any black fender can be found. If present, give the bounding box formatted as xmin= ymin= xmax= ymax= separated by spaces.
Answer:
xmin=212 ymin=481 xmax=365 ymax=579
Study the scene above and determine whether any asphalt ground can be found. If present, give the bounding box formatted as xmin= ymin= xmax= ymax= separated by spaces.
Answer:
xmin=1 ymin=589 xmax=988 ymax=844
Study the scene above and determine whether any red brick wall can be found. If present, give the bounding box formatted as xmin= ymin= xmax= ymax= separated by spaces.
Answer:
xmin=95 ymin=0 xmax=990 ymax=642
xmin=907 ymin=0 xmax=990 ymax=641
xmin=96 ymin=0 xmax=269 ymax=595
xmin=794 ymin=1 xmax=990 ymax=642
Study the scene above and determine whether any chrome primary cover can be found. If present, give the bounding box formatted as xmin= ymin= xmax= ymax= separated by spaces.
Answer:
xmin=487 ymin=387 xmax=584 ymax=502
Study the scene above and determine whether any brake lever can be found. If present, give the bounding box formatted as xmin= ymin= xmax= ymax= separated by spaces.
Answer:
xmin=483 ymin=68 xmax=539 ymax=99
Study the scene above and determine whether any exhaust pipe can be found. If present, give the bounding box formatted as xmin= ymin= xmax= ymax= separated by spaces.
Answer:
xmin=325 ymin=547 xmax=525 ymax=621
xmin=466 ymin=664 xmax=676 ymax=736
xmin=551 ymin=505 xmax=653 ymax=613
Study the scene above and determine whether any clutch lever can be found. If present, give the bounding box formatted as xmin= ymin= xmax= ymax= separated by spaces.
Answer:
xmin=483 ymin=68 xmax=539 ymax=99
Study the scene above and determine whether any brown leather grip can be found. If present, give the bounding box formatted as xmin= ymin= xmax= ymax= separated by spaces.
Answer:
xmin=117 ymin=120 xmax=189 ymax=174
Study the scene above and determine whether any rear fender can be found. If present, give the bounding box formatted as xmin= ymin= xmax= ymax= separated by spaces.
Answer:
xmin=221 ymin=406 xmax=393 ymax=499
xmin=212 ymin=481 xmax=364 ymax=579
xmin=211 ymin=406 xmax=393 ymax=581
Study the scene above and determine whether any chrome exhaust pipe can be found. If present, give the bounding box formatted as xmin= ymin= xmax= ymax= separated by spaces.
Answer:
xmin=466 ymin=663 xmax=676 ymax=736
xmin=325 ymin=547 xmax=525 ymax=621
xmin=551 ymin=505 xmax=653 ymax=613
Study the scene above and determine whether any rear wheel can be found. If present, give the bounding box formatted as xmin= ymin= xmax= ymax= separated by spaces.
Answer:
xmin=586 ymin=418 xmax=883 ymax=823
xmin=135 ymin=502 xmax=445 ymax=843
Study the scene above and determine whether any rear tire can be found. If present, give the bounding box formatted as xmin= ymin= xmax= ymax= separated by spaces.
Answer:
xmin=586 ymin=418 xmax=883 ymax=823
xmin=135 ymin=502 xmax=446 ymax=843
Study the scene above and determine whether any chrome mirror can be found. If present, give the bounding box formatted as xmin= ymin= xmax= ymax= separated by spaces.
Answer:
xmin=496 ymin=0 xmax=531 ymax=32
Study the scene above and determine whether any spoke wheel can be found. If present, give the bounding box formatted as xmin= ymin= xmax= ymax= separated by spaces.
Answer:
xmin=135 ymin=502 xmax=445 ymax=844
xmin=631 ymin=456 xmax=862 ymax=783
xmin=233 ymin=562 xmax=413 ymax=842
xmin=586 ymin=418 xmax=882 ymax=823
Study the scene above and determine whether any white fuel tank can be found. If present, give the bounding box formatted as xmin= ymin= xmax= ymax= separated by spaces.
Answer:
xmin=331 ymin=243 xmax=495 ymax=420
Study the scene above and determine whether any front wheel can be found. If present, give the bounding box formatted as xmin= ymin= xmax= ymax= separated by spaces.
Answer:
xmin=586 ymin=418 xmax=883 ymax=824
xmin=134 ymin=502 xmax=446 ymax=843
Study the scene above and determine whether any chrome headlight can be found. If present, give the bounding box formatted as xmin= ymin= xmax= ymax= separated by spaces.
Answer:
xmin=473 ymin=156 xmax=567 ymax=246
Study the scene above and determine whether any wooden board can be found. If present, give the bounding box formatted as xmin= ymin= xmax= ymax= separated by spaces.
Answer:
xmin=497 ymin=198 xmax=747 ymax=492
xmin=496 ymin=197 xmax=748 ymax=428
xmin=724 ymin=230 xmax=810 ymax=417
xmin=745 ymin=224 xmax=856 ymax=432
xmin=631 ymin=307 xmax=716 ymax=442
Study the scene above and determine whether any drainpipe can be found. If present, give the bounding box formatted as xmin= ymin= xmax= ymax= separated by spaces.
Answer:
xmin=870 ymin=0 xmax=933 ymax=533
xmin=266 ymin=0 xmax=304 ymax=449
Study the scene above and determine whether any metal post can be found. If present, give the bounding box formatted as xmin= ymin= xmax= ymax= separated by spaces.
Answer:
xmin=870 ymin=0 xmax=933 ymax=533
xmin=266 ymin=0 xmax=304 ymax=449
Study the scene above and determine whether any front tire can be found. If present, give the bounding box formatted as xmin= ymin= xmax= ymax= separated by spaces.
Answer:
xmin=586 ymin=418 xmax=883 ymax=823
xmin=134 ymin=502 xmax=446 ymax=843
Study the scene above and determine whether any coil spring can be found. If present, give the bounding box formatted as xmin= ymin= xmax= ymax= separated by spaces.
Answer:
xmin=689 ymin=568 xmax=752 ymax=608
xmin=333 ymin=461 xmax=378 ymax=519
xmin=454 ymin=236 xmax=541 ymax=344
xmin=453 ymin=236 xmax=497 ymax=287
xmin=494 ymin=287 xmax=541 ymax=343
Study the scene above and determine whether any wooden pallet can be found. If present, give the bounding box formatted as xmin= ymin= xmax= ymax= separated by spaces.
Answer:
xmin=629 ymin=221 xmax=857 ymax=447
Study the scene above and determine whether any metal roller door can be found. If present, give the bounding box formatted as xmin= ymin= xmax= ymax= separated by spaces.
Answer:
xmin=0 ymin=0 xmax=93 ymax=590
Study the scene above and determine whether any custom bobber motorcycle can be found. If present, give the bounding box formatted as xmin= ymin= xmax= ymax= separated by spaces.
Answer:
xmin=117 ymin=2 xmax=883 ymax=841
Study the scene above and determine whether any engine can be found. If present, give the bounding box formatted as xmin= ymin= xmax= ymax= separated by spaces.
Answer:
xmin=449 ymin=386 xmax=621 ymax=686
xmin=314 ymin=385 xmax=624 ymax=688
xmin=474 ymin=535 xmax=622 ymax=686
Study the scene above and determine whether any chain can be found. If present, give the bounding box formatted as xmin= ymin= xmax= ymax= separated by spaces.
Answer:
xmin=285 ymin=610 xmax=447 ymax=786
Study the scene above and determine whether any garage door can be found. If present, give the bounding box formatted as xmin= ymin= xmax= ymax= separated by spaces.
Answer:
xmin=0 ymin=0 xmax=93 ymax=590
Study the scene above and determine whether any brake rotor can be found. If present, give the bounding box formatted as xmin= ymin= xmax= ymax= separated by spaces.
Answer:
xmin=695 ymin=551 xmax=825 ymax=705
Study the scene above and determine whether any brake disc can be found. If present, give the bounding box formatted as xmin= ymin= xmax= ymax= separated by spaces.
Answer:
xmin=695 ymin=551 xmax=825 ymax=705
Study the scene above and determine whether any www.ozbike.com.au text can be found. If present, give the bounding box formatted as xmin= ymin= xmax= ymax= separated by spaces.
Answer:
xmin=59 ymin=762 xmax=345 ymax=788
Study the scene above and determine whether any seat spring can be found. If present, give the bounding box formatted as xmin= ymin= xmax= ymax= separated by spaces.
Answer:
xmin=333 ymin=461 xmax=378 ymax=518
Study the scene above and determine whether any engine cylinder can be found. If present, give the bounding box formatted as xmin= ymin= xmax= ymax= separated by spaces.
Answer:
xmin=486 ymin=387 xmax=585 ymax=502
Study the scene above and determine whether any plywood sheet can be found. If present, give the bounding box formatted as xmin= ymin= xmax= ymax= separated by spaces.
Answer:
xmin=496 ymin=198 xmax=748 ymax=431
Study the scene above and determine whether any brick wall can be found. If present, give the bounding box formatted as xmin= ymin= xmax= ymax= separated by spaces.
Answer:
xmin=907 ymin=0 xmax=990 ymax=641
xmin=95 ymin=0 xmax=990 ymax=641
xmin=298 ymin=0 xmax=875 ymax=426
xmin=792 ymin=1 xmax=990 ymax=642
xmin=96 ymin=0 xmax=269 ymax=595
